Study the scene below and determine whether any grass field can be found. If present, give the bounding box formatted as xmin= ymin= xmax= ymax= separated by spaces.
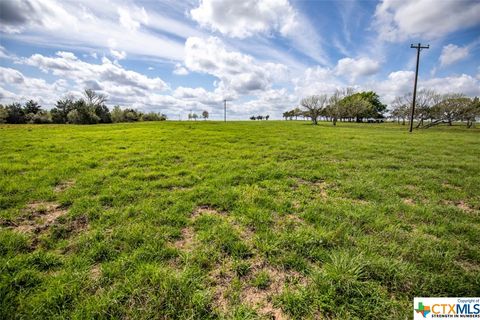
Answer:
xmin=1 ymin=121 xmax=479 ymax=319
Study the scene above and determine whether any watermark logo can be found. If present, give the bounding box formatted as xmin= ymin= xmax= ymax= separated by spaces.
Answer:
xmin=415 ymin=301 xmax=431 ymax=318
xmin=414 ymin=298 xmax=480 ymax=319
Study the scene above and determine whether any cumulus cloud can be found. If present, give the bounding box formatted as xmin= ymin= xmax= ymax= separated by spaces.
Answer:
xmin=236 ymin=88 xmax=297 ymax=116
xmin=373 ymin=0 xmax=480 ymax=42
xmin=173 ymin=63 xmax=189 ymax=75
xmin=190 ymin=0 xmax=297 ymax=38
xmin=184 ymin=36 xmax=287 ymax=96
xmin=371 ymin=71 xmax=480 ymax=105
xmin=0 ymin=0 xmax=185 ymax=61
xmin=21 ymin=51 xmax=168 ymax=92
xmin=0 ymin=66 xmax=70 ymax=105
xmin=173 ymin=86 xmax=221 ymax=106
xmin=439 ymin=44 xmax=469 ymax=67
xmin=110 ymin=49 xmax=127 ymax=61
xmin=335 ymin=57 xmax=381 ymax=81
xmin=117 ymin=7 xmax=148 ymax=32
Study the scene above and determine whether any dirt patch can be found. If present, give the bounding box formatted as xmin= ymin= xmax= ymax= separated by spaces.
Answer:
xmin=210 ymin=257 xmax=307 ymax=319
xmin=54 ymin=180 xmax=75 ymax=193
xmin=403 ymin=198 xmax=415 ymax=205
xmin=191 ymin=205 xmax=227 ymax=220
xmin=243 ymin=263 xmax=305 ymax=319
xmin=90 ymin=264 xmax=101 ymax=280
xmin=294 ymin=178 xmax=328 ymax=198
xmin=14 ymin=201 xmax=68 ymax=233
xmin=441 ymin=182 xmax=461 ymax=190
xmin=455 ymin=260 xmax=480 ymax=272
xmin=456 ymin=201 xmax=477 ymax=213
xmin=173 ymin=226 xmax=195 ymax=251
xmin=441 ymin=200 xmax=477 ymax=213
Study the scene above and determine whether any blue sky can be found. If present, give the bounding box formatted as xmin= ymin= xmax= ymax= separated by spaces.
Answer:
xmin=0 ymin=0 xmax=479 ymax=119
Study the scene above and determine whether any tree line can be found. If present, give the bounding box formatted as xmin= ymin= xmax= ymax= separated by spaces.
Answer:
xmin=187 ymin=111 xmax=209 ymax=120
xmin=286 ymin=90 xmax=386 ymax=125
xmin=390 ymin=89 xmax=479 ymax=128
xmin=0 ymin=89 xmax=167 ymax=125
xmin=288 ymin=89 xmax=479 ymax=128
xmin=249 ymin=115 xmax=270 ymax=120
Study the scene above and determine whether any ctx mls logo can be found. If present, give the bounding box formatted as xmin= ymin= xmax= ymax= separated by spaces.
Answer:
xmin=415 ymin=301 xmax=431 ymax=318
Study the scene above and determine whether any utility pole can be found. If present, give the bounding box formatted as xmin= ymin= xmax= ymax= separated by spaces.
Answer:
xmin=223 ymin=99 xmax=231 ymax=122
xmin=409 ymin=43 xmax=429 ymax=133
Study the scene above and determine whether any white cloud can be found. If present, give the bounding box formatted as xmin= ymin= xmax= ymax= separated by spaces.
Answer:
xmin=173 ymin=86 xmax=220 ymax=106
xmin=371 ymin=70 xmax=415 ymax=104
xmin=439 ymin=44 xmax=469 ymax=67
xmin=173 ymin=63 xmax=189 ymax=75
xmin=117 ymin=7 xmax=148 ymax=32
xmin=189 ymin=0 xmax=328 ymax=65
xmin=0 ymin=66 xmax=70 ymax=105
xmin=374 ymin=0 xmax=480 ymax=42
xmin=371 ymin=71 xmax=480 ymax=105
xmin=190 ymin=0 xmax=297 ymax=38
xmin=110 ymin=49 xmax=127 ymax=61
xmin=236 ymin=88 xmax=296 ymax=116
xmin=20 ymin=51 xmax=168 ymax=93
xmin=423 ymin=74 xmax=480 ymax=97
xmin=184 ymin=36 xmax=287 ymax=96
xmin=0 ymin=0 xmax=185 ymax=61
xmin=0 ymin=66 xmax=25 ymax=84
xmin=335 ymin=57 xmax=381 ymax=81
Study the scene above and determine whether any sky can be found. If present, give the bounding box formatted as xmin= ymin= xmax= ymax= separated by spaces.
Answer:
xmin=0 ymin=0 xmax=479 ymax=120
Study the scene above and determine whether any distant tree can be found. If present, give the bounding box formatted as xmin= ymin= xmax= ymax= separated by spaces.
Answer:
xmin=82 ymin=89 xmax=111 ymax=123
xmin=202 ymin=110 xmax=209 ymax=120
xmin=6 ymin=103 xmax=26 ymax=124
xmin=390 ymin=96 xmax=409 ymax=125
xmin=338 ymin=91 xmax=385 ymax=122
xmin=326 ymin=88 xmax=354 ymax=125
xmin=463 ymin=97 xmax=480 ymax=128
xmin=293 ymin=107 xmax=302 ymax=120
xmin=84 ymin=89 xmax=107 ymax=106
xmin=51 ymin=98 xmax=74 ymax=124
xmin=265 ymin=115 xmax=270 ymax=120
xmin=24 ymin=100 xmax=42 ymax=115
xmin=430 ymin=93 xmax=470 ymax=126
xmin=282 ymin=111 xmax=289 ymax=120
xmin=111 ymin=105 xmax=124 ymax=123
xmin=192 ymin=113 xmax=198 ymax=121
xmin=0 ymin=105 xmax=7 ymax=123
xmin=300 ymin=95 xmax=328 ymax=125
xmin=95 ymin=104 xmax=112 ymax=123
xmin=256 ymin=115 xmax=263 ymax=120
xmin=29 ymin=111 xmax=52 ymax=124
xmin=250 ymin=116 xmax=256 ymax=120
xmin=67 ymin=100 xmax=100 ymax=124
xmin=123 ymin=108 xmax=141 ymax=122
xmin=188 ymin=113 xmax=192 ymax=120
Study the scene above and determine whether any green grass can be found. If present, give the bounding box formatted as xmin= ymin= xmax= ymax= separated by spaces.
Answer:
xmin=0 ymin=121 xmax=479 ymax=319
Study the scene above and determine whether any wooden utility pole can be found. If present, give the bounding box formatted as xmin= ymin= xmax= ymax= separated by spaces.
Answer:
xmin=223 ymin=99 xmax=231 ymax=122
xmin=409 ymin=43 xmax=429 ymax=133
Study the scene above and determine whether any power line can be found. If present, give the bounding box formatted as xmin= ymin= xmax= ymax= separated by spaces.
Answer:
xmin=409 ymin=43 xmax=429 ymax=133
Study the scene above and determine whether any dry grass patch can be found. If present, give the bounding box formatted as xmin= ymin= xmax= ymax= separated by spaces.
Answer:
xmin=12 ymin=201 xmax=68 ymax=233
xmin=441 ymin=200 xmax=478 ymax=214
xmin=173 ymin=226 xmax=196 ymax=252
xmin=191 ymin=205 xmax=228 ymax=220
xmin=54 ymin=180 xmax=75 ymax=193
xmin=210 ymin=256 xmax=308 ymax=319
xmin=293 ymin=178 xmax=328 ymax=198
xmin=90 ymin=264 xmax=102 ymax=280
